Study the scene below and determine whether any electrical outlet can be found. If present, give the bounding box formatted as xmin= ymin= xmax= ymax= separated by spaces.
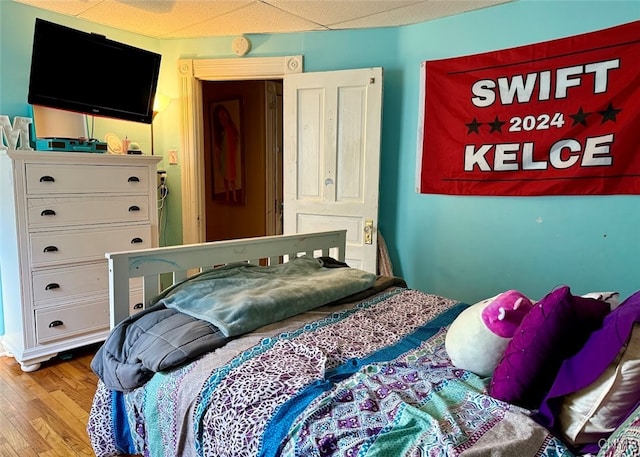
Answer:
xmin=168 ymin=149 xmax=178 ymax=165
xmin=157 ymin=170 xmax=167 ymax=186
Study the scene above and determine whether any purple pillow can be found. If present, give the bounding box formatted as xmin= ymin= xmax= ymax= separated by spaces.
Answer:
xmin=489 ymin=286 xmax=609 ymax=410
xmin=537 ymin=290 xmax=640 ymax=432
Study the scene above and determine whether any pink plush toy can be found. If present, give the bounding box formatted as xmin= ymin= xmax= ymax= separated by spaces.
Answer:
xmin=445 ymin=290 xmax=534 ymax=377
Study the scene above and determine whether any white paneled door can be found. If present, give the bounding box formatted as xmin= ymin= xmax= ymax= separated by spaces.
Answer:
xmin=283 ymin=68 xmax=383 ymax=273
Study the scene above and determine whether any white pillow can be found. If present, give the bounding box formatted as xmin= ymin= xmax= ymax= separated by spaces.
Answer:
xmin=445 ymin=290 xmax=533 ymax=377
xmin=558 ymin=323 xmax=640 ymax=445
xmin=582 ymin=291 xmax=621 ymax=310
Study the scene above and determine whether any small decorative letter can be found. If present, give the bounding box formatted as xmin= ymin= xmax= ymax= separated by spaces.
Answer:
xmin=0 ymin=115 xmax=34 ymax=151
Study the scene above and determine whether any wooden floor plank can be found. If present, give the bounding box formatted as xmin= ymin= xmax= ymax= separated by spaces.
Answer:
xmin=0 ymin=402 xmax=53 ymax=454
xmin=30 ymin=396 xmax=94 ymax=452
xmin=0 ymin=440 xmax=38 ymax=457
xmin=0 ymin=408 xmax=31 ymax=452
xmin=0 ymin=343 xmax=103 ymax=456
xmin=31 ymin=414 xmax=94 ymax=457
xmin=0 ymin=442 xmax=21 ymax=457
xmin=50 ymin=389 xmax=90 ymax=422
xmin=0 ymin=358 xmax=38 ymax=402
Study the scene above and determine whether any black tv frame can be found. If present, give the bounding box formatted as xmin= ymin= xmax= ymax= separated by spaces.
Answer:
xmin=28 ymin=18 xmax=162 ymax=125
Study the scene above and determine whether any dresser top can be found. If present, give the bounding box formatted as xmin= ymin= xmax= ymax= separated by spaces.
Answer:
xmin=2 ymin=149 xmax=163 ymax=165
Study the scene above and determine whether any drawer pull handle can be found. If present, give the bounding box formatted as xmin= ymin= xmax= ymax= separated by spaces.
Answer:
xmin=45 ymin=283 xmax=60 ymax=290
xmin=41 ymin=209 xmax=56 ymax=216
xmin=131 ymin=237 xmax=143 ymax=244
xmin=133 ymin=303 xmax=144 ymax=310
xmin=128 ymin=176 xmax=140 ymax=182
xmin=128 ymin=205 xmax=140 ymax=212
xmin=43 ymin=245 xmax=59 ymax=253
xmin=48 ymin=320 xmax=63 ymax=328
xmin=39 ymin=176 xmax=55 ymax=183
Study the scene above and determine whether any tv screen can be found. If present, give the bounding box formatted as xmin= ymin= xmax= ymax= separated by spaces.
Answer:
xmin=28 ymin=18 xmax=161 ymax=124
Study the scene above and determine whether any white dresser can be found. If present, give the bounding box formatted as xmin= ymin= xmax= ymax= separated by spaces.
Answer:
xmin=0 ymin=150 xmax=162 ymax=371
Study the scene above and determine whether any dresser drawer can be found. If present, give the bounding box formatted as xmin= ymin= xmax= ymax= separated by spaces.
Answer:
xmin=27 ymin=195 xmax=150 ymax=229
xmin=130 ymin=282 xmax=145 ymax=316
xmin=30 ymin=225 xmax=153 ymax=267
xmin=25 ymin=163 xmax=150 ymax=195
xmin=34 ymin=266 xmax=145 ymax=314
xmin=32 ymin=263 xmax=108 ymax=307
xmin=35 ymin=300 xmax=109 ymax=344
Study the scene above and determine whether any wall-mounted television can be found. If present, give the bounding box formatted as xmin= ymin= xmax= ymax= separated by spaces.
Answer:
xmin=28 ymin=18 xmax=161 ymax=124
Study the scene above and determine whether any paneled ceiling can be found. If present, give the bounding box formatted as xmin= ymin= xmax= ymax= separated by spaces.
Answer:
xmin=13 ymin=0 xmax=511 ymax=39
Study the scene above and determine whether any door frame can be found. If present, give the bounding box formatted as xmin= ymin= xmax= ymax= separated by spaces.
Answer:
xmin=177 ymin=56 xmax=303 ymax=245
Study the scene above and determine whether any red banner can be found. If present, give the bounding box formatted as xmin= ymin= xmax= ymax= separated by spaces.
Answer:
xmin=418 ymin=21 xmax=640 ymax=196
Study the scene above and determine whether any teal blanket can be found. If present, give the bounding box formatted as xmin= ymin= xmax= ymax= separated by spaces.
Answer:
xmin=151 ymin=256 xmax=377 ymax=337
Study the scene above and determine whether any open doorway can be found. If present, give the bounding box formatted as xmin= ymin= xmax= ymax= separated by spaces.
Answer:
xmin=178 ymin=58 xmax=383 ymax=273
xmin=177 ymin=55 xmax=302 ymax=247
xmin=201 ymin=80 xmax=283 ymax=242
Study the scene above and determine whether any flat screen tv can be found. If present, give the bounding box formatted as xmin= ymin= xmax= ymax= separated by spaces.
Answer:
xmin=28 ymin=18 xmax=161 ymax=124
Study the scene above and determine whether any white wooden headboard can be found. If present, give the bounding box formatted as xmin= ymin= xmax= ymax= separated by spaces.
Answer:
xmin=105 ymin=230 xmax=347 ymax=327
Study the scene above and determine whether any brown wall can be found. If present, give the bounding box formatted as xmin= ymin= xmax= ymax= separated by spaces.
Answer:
xmin=202 ymin=80 xmax=267 ymax=241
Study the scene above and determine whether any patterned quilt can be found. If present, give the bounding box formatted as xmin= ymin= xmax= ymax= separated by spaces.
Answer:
xmin=88 ymin=288 xmax=575 ymax=457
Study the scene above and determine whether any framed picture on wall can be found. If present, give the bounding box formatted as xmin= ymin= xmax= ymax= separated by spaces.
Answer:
xmin=209 ymin=98 xmax=245 ymax=204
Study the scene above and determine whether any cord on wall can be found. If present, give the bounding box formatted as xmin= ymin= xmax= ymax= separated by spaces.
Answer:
xmin=157 ymin=170 xmax=169 ymax=244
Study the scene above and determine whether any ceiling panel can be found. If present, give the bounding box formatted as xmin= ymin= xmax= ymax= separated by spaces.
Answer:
xmin=12 ymin=0 xmax=512 ymax=38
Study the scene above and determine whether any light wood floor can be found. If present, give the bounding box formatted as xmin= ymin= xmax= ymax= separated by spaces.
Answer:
xmin=0 ymin=343 xmax=103 ymax=456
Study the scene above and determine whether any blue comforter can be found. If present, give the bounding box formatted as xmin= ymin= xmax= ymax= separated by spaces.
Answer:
xmin=91 ymin=257 xmax=377 ymax=392
xmin=151 ymin=256 xmax=378 ymax=337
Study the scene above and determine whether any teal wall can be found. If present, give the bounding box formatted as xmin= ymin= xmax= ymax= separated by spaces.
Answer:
xmin=1 ymin=1 xmax=639 ymax=338
xmin=391 ymin=1 xmax=640 ymax=303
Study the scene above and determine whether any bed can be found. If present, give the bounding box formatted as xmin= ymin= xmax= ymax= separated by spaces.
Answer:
xmin=87 ymin=230 xmax=640 ymax=457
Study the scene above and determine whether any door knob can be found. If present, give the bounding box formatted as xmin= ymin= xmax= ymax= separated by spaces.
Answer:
xmin=364 ymin=220 xmax=373 ymax=245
